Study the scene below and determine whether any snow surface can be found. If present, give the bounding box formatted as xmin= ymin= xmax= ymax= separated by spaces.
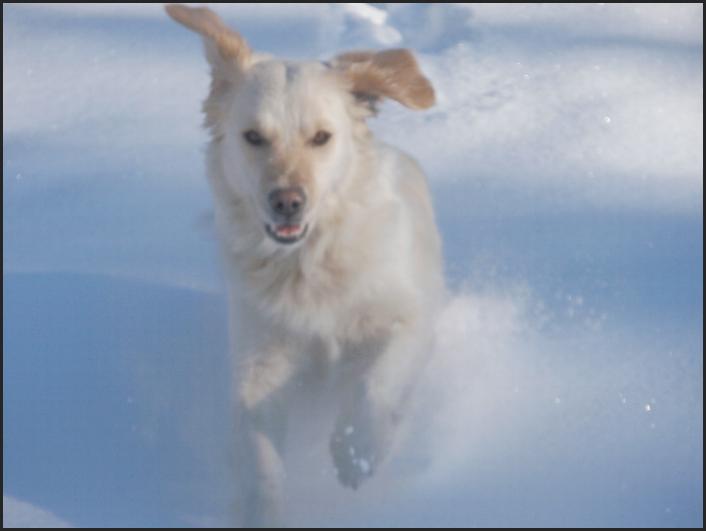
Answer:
xmin=3 ymin=496 xmax=71 ymax=528
xmin=3 ymin=3 xmax=703 ymax=528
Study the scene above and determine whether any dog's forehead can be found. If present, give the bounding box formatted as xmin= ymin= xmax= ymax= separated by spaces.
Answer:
xmin=238 ymin=60 xmax=341 ymax=126
xmin=247 ymin=60 xmax=330 ymax=99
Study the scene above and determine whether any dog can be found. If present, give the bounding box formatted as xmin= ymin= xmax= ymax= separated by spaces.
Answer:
xmin=166 ymin=4 xmax=444 ymax=526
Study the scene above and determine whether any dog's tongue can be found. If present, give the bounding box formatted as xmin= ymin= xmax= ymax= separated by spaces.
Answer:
xmin=275 ymin=224 xmax=301 ymax=236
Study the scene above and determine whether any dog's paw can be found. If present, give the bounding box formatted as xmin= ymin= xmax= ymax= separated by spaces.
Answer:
xmin=329 ymin=424 xmax=378 ymax=490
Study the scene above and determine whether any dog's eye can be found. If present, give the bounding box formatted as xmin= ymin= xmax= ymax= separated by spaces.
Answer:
xmin=243 ymin=130 xmax=266 ymax=146
xmin=310 ymin=130 xmax=331 ymax=147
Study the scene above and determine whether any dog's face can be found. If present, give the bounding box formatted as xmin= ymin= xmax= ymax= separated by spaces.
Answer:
xmin=166 ymin=4 xmax=435 ymax=247
xmin=222 ymin=61 xmax=356 ymax=245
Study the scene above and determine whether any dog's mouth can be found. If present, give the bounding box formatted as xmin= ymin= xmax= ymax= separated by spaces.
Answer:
xmin=265 ymin=223 xmax=309 ymax=245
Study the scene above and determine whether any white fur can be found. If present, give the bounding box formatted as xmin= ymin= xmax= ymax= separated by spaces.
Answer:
xmin=166 ymin=4 xmax=444 ymax=526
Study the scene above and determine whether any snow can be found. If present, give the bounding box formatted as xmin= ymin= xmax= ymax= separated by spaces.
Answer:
xmin=3 ymin=3 xmax=703 ymax=528
xmin=3 ymin=496 xmax=71 ymax=528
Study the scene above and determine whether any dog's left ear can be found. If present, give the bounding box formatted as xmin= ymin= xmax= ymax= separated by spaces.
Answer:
xmin=333 ymin=49 xmax=435 ymax=111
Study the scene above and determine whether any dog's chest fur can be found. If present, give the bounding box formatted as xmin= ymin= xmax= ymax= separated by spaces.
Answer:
xmin=235 ymin=198 xmax=412 ymax=342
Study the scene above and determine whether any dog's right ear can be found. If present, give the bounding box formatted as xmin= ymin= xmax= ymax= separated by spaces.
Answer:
xmin=165 ymin=4 xmax=251 ymax=79
xmin=332 ymin=49 xmax=435 ymax=112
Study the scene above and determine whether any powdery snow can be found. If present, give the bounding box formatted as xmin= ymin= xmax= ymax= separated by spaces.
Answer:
xmin=3 ymin=3 xmax=703 ymax=528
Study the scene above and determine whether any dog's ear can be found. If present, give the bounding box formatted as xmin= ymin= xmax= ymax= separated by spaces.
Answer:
xmin=165 ymin=4 xmax=251 ymax=78
xmin=333 ymin=49 xmax=435 ymax=111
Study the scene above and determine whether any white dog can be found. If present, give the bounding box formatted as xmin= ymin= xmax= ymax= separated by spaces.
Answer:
xmin=166 ymin=4 xmax=444 ymax=526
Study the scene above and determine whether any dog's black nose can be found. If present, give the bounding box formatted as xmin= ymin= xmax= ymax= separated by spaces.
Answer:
xmin=268 ymin=186 xmax=306 ymax=219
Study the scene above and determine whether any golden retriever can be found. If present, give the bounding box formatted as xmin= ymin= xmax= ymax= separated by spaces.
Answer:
xmin=166 ymin=4 xmax=444 ymax=526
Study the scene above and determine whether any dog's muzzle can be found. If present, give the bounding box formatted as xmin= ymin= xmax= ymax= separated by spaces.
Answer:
xmin=265 ymin=186 xmax=309 ymax=244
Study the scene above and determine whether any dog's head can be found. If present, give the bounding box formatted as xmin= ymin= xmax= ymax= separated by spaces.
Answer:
xmin=166 ymin=4 xmax=435 ymax=247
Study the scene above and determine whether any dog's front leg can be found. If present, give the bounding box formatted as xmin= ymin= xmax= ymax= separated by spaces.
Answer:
xmin=331 ymin=325 xmax=431 ymax=489
xmin=232 ymin=346 xmax=296 ymax=527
